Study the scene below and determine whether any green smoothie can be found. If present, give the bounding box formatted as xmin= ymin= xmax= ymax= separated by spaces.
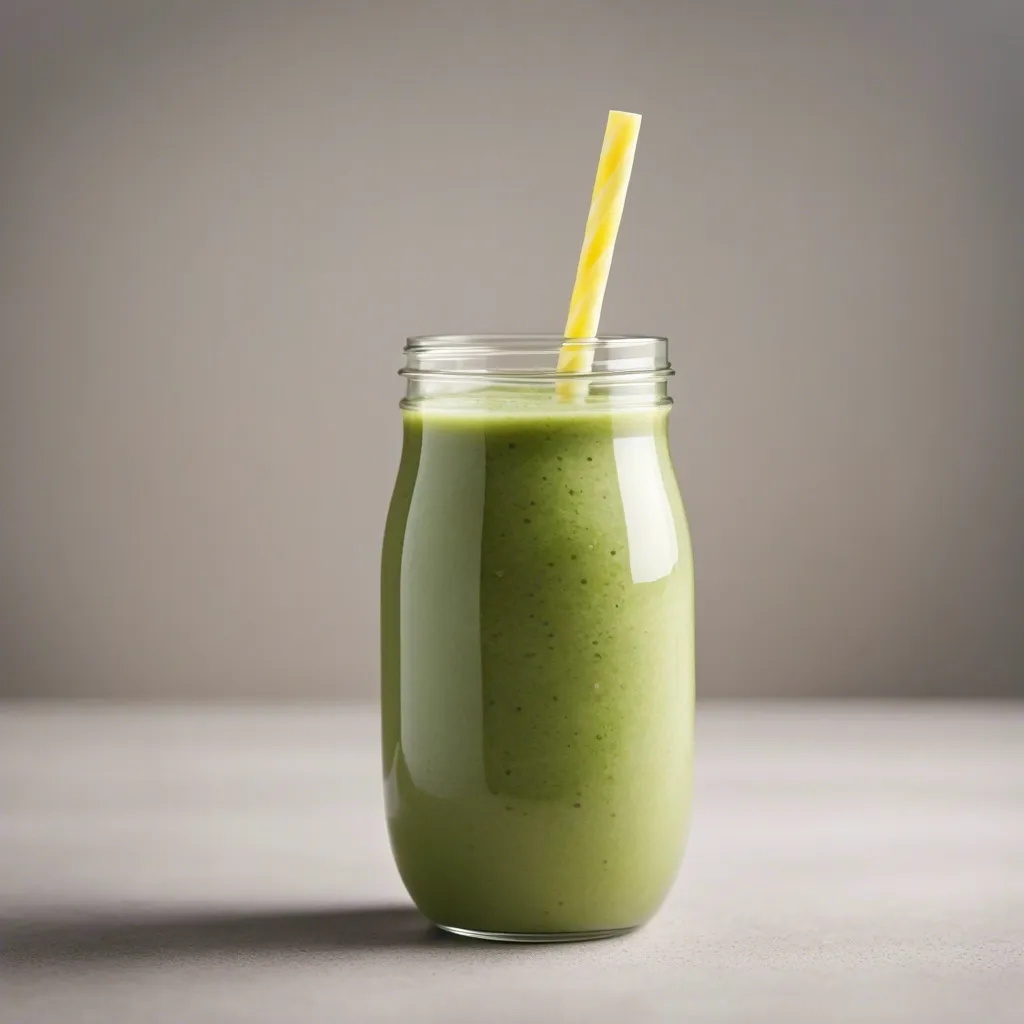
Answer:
xmin=381 ymin=394 xmax=694 ymax=937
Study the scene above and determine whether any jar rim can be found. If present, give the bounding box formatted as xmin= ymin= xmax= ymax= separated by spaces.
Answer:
xmin=406 ymin=333 xmax=667 ymax=349
xmin=402 ymin=334 xmax=671 ymax=382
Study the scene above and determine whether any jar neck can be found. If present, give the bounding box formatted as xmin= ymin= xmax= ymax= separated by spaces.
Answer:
xmin=401 ymin=335 xmax=673 ymax=409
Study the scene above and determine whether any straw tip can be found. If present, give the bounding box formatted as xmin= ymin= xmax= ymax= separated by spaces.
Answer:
xmin=609 ymin=110 xmax=642 ymax=123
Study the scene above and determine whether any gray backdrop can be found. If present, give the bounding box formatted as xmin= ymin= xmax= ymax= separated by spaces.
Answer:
xmin=1 ymin=0 xmax=1021 ymax=700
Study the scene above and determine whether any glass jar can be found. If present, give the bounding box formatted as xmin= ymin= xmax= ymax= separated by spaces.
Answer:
xmin=381 ymin=335 xmax=694 ymax=941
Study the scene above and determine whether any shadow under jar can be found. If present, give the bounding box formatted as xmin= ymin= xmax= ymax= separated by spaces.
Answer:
xmin=381 ymin=335 xmax=694 ymax=942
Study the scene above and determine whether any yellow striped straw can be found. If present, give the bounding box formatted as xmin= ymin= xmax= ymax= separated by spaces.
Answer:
xmin=556 ymin=110 xmax=642 ymax=395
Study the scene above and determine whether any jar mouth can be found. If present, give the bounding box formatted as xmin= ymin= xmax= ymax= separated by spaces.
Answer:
xmin=403 ymin=334 xmax=671 ymax=382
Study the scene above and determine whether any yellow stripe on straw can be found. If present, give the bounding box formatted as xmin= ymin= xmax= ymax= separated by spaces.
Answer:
xmin=557 ymin=110 xmax=642 ymax=394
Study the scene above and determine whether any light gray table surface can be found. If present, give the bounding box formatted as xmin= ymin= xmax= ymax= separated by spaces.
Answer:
xmin=1 ymin=702 xmax=1020 ymax=1023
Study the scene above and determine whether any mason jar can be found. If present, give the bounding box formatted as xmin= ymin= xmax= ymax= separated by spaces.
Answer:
xmin=381 ymin=335 xmax=694 ymax=941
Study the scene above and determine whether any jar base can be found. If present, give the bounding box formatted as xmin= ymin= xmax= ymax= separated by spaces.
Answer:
xmin=437 ymin=923 xmax=637 ymax=944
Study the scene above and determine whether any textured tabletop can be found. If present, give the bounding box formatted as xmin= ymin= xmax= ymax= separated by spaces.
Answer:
xmin=1 ymin=703 xmax=1021 ymax=1023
